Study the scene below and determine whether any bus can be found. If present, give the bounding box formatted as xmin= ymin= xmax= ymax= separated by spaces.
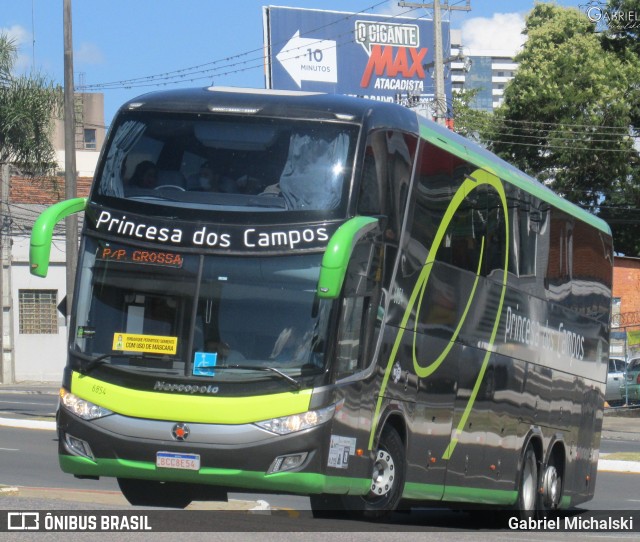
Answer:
xmin=30 ymin=87 xmax=613 ymax=519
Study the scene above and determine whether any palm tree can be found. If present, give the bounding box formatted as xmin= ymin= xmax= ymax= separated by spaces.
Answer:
xmin=0 ymin=32 xmax=61 ymax=174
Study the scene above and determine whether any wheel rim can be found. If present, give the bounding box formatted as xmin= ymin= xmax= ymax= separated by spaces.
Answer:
xmin=370 ymin=449 xmax=395 ymax=497
xmin=543 ymin=465 xmax=561 ymax=508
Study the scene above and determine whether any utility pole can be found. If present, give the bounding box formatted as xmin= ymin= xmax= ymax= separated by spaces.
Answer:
xmin=0 ymin=164 xmax=8 ymax=383
xmin=0 ymin=164 xmax=14 ymax=383
xmin=63 ymin=0 xmax=78 ymax=314
xmin=399 ymin=1 xmax=471 ymax=125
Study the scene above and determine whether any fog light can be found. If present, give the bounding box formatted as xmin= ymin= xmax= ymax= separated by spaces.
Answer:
xmin=267 ymin=452 xmax=308 ymax=474
xmin=63 ymin=433 xmax=95 ymax=460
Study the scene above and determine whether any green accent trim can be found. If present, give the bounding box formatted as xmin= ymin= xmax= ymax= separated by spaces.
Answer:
xmin=30 ymin=197 xmax=87 ymax=278
xmin=59 ymin=455 xmax=370 ymax=495
xmin=402 ymin=482 xmax=445 ymax=501
xmin=418 ymin=119 xmax=611 ymax=235
xmin=317 ymin=216 xmax=378 ymax=298
xmin=442 ymin=485 xmax=518 ymax=506
xmin=71 ymin=371 xmax=313 ymax=424
xmin=412 ymin=236 xmax=485 ymax=379
xmin=368 ymin=170 xmax=509 ymax=460
xmin=61 ymin=454 xmax=516 ymax=504
xmin=404 ymin=481 xmax=517 ymax=505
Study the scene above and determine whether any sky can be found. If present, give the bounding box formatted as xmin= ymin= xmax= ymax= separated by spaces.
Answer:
xmin=1 ymin=0 xmax=593 ymax=126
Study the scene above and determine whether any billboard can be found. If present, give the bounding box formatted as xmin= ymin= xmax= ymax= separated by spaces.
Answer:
xmin=263 ymin=6 xmax=451 ymax=110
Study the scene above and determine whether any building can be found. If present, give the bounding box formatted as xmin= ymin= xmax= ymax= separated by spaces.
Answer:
xmin=0 ymin=93 xmax=103 ymax=383
xmin=449 ymin=29 xmax=518 ymax=112
xmin=52 ymin=92 xmax=107 ymax=177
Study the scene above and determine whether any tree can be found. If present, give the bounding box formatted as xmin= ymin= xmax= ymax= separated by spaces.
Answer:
xmin=0 ymin=33 xmax=61 ymax=174
xmin=450 ymin=88 xmax=493 ymax=142
xmin=480 ymin=4 xmax=640 ymax=254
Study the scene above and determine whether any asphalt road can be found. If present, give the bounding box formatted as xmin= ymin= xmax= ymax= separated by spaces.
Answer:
xmin=2 ymin=385 xmax=640 ymax=538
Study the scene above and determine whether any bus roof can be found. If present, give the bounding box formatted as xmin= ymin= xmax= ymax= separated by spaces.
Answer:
xmin=119 ymin=86 xmax=611 ymax=237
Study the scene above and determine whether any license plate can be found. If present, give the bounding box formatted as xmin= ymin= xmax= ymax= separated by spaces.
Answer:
xmin=156 ymin=451 xmax=201 ymax=471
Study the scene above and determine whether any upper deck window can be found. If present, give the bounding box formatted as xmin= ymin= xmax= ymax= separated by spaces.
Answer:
xmin=95 ymin=112 xmax=357 ymax=214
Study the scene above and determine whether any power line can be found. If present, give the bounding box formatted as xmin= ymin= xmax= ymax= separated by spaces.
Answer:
xmin=77 ymin=2 xmax=426 ymax=92
xmin=78 ymin=1 xmax=392 ymax=91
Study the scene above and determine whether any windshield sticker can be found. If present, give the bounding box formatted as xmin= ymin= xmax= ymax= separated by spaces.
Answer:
xmin=193 ymin=352 xmax=218 ymax=377
xmin=112 ymin=333 xmax=178 ymax=355
xmin=327 ymin=435 xmax=357 ymax=469
xmin=76 ymin=326 xmax=96 ymax=339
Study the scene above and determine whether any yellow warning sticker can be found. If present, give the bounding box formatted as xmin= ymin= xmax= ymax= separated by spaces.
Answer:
xmin=112 ymin=333 xmax=178 ymax=355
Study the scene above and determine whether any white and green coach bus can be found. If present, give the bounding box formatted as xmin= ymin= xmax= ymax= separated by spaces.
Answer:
xmin=30 ymin=87 xmax=613 ymax=519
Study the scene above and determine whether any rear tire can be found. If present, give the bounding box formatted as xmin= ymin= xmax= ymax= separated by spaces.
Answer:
xmin=537 ymin=454 xmax=562 ymax=517
xmin=516 ymin=447 xmax=538 ymax=520
xmin=117 ymin=478 xmax=193 ymax=508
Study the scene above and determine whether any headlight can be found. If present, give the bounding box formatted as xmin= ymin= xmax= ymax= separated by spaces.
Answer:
xmin=255 ymin=403 xmax=336 ymax=435
xmin=60 ymin=388 xmax=113 ymax=420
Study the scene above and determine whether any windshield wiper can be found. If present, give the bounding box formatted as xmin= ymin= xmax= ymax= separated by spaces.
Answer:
xmin=215 ymin=364 xmax=301 ymax=390
xmin=78 ymin=353 xmax=112 ymax=375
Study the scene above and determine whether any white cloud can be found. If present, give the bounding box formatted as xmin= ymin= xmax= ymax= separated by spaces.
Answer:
xmin=75 ymin=42 xmax=105 ymax=65
xmin=1 ymin=24 xmax=30 ymax=45
xmin=460 ymin=13 xmax=526 ymax=55
xmin=0 ymin=24 xmax=32 ymax=71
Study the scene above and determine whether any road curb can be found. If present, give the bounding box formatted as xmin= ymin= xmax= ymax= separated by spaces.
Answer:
xmin=0 ymin=417 xmax=56 ymax=430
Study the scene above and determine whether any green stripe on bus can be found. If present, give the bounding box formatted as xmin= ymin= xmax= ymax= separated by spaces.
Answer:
xmin=70 ymin=372 xmax=313 ymax=424
xmin=404 ymin=481 xmax=517 ymax=505
xmin=418 ymin=120 xmax=611 ymax=235
xmin=61 ymin=455 xmax=519 ymax=505
xmin=368 ymin=169 xmax=509 ymax=461
xmin=59 ymin=455 xmax=370 ymax=495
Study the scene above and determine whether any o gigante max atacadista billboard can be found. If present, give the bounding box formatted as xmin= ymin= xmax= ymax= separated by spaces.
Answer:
xmin=263 ymin=6 xmax=452 ymax=104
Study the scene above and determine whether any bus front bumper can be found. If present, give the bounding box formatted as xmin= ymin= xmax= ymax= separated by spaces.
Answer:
xmin=57 ymin=407 xmax=368 ymax=496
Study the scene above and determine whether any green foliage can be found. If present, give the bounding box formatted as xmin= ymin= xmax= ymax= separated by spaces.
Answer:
xmin=479 ymin=3 xmax=640 ymax=254
xmin=451 ymin=88 xmax=493 ymax=141
xmin=0 ymin=33 xmax=62 ymax=174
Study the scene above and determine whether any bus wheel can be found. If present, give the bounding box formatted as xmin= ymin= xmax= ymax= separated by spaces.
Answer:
xmin=516 ymin=447 xmax=538 ymax=519
xmin=117 ymin=478 xmax=193 ymax=508
xmin=538 ymin=455 xmax=562 ymax=516
xmin=358 ymin=425 xmax=406 ymax=520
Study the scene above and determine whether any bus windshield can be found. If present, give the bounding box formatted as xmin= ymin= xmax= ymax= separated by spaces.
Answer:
xmin=72 ymin=237 xmax=331 ymax=383
xmin=95 ymin=112 xmax=357 ymax=213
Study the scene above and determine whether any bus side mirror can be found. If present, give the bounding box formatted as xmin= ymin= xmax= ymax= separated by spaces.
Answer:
xmin=317 ymin=216 xmax=379 ymax=299
xmin=30 ymin=197 xmax=87 ymax=278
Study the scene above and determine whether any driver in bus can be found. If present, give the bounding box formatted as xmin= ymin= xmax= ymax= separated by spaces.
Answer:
xmin=129 ymin=161 xmax=158 ymax=189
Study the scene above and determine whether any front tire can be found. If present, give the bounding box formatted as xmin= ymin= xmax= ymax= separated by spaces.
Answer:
xmin=117 ymin=478 xmax=193 ymax=508
xmin=351 ymin=425 xmax=406 ymax=520
xmin=310 ymin=425 xmax=406 ymax=521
